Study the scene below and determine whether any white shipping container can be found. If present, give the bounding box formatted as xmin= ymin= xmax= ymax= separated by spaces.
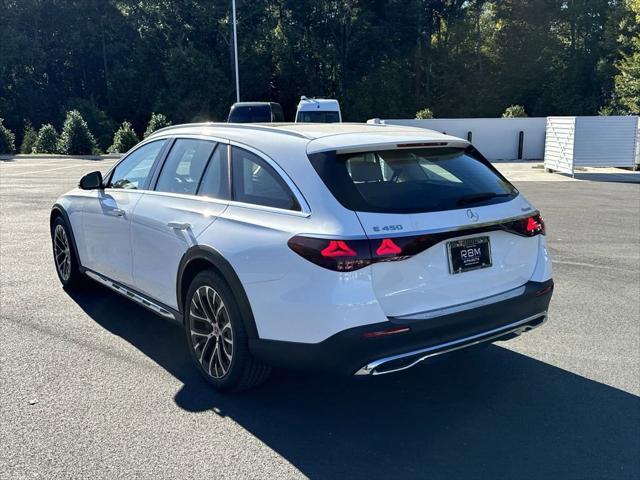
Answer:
xmin=544 ymin=116 xmax=639 ymax=174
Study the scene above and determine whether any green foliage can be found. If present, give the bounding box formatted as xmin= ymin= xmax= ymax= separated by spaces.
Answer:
xmin=415 ymin=108 xmax=434 ymax=119
xmin=58 ymin=110 xmax=97 ymax=155
xmin=64 ymin=98 xmax=116 ymax=152
xmin=108 ymin=121 xmax=139 ymax=153
xmin=21 ymin=121 xmax=37 ymax=154
xmin=0 ymin=0 xmax=638 ymax=136
xmin=613 ymin=44 xmax=640 ymax=114
xmin=33 ymin=124 xmax=59 ymax=154
xmin=0 ymin=118 xmax=16 ymax=154
xmin=502 ymin=105 xmax=528 ymax=118
xmin=144 ymin=113 xmax=171 ymax=138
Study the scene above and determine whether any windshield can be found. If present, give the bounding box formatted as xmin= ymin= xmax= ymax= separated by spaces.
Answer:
xmin=296 ymin=111 xmax=340 ymax=123
xmin=228 ymin=105 xmax=272 ymax=123
xmin=308 ymin=147 xmax=518 ymax=214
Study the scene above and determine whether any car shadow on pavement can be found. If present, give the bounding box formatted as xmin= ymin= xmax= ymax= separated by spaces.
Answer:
xmin=69 ymin=284 xmax=640 ymax=480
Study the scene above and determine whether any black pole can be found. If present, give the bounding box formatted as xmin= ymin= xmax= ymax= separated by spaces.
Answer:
xmin=518 ymin=131 xmax=524 ymax=159
xmin=467 ymin=131 xmax=472 ymax=142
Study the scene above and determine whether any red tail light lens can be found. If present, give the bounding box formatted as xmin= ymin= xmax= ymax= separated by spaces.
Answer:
xmin=525 ymin=214 xmax=545 ymax=235
xmin=288 ymin=236 xmax=372 ymax=271
xmin=375 ymin=238 xmax=402 ymax=256
xmin=321 ymin=240 xmax=357 ymax=258
xmin=501 ymin=212 xmax=545 ymax=237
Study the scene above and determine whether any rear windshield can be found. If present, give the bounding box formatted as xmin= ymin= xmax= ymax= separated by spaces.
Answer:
xmin=296 ymin=111 xmax=340 ymax=123
xmin=228 ymin=105 xmax=271 ymax=123
xmin=308 ymin=147 xmax=518 ymax=214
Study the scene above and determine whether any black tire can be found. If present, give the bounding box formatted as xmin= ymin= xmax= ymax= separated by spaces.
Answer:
xmin=184 ymin=270 xmax=271 ymax=392
xmin=51 ymin=216 xmax=82 ymax=289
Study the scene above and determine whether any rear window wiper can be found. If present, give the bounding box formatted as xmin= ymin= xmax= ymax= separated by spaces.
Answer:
xmin=456 ymin=192 xmax=512 ymax=206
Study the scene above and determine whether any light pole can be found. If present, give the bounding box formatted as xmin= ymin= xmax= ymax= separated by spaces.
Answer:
xmin=232 ymin=0 xmax=240 ymax=103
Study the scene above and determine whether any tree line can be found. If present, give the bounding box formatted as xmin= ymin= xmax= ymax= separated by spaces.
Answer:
xmin=1 ymin=0 xmax=639 ymax=153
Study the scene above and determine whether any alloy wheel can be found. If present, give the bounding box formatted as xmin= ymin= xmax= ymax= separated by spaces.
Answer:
xmin=53 ymin=224 xmax=72 ymax=281
xmin=189 ymin=285 xmax=234 ymax=379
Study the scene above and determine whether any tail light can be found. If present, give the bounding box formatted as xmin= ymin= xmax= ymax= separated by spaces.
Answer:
xmin=288 ymin=212 xmax=545 ymax=272
xmin=509 ymin=213 xmax=546 ymax=237
xmin=288 ymin=236 xmax=408 ymax=272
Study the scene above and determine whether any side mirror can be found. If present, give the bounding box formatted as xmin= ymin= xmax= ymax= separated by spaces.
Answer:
xmin=79 ymin=171 xmax=104 ymax=190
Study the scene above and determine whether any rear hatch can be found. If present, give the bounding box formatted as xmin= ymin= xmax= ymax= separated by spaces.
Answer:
xmin=308 ymin=144 xmax=541 ymax=318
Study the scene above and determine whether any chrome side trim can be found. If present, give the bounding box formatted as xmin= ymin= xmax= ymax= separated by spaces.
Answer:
xmin=85 ymin=271 xmax=176 ymax=321
xmin=393 ymin=285 xmax=526 ymax=321
xmin=354 ymin=311 xmax=547 ymax=376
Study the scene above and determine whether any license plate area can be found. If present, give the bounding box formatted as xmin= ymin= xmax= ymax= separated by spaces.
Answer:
xmin=447 ymin=236 xmax=492 ymax=274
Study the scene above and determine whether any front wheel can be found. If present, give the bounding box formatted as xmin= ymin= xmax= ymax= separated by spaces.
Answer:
xmin=51 ymin=216 xmax=82 ymax=288
xmin=185 ymin=270 xmax=271 ymax=392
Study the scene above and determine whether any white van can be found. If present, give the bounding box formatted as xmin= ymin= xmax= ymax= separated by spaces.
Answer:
xmin=295 ymin=97 xmax=342 ymax=123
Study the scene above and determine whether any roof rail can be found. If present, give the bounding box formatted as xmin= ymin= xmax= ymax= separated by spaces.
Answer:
xmin=149 ymin=122 xmax=312 ymax=140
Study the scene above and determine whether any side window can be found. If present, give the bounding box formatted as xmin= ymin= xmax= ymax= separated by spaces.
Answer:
xmin=231 ymin=147 xmax=300 ymax=211
xmin=155 ymin=139 xmax=215 ymax=195
xmin=198 ymin=144 xmax=229 ymax=199
xmin=109 ymin=140 xmax=166 ymax=189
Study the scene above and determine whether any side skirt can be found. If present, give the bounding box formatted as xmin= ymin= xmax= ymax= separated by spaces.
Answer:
xmin=82 ymin=268 xmax=182 ymax=325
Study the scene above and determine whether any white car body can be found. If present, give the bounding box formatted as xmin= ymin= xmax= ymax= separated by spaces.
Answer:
xmin=295 ymin=97 xmax=342 ymax=123
xmin=51 ymin=123 xmax=553 ymax=381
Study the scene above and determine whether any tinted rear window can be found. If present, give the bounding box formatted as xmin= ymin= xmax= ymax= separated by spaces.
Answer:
xmin=228 ymin=105 xmax=271 ymax=123
xmin=308 ymin=147 xmax=518 ymax=214
xmin=296 ymin=111 xmax=340 ymax=123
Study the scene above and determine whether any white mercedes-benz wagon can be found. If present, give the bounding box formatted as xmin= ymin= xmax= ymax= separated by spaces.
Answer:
xmin=51 ymin=123 xmax=553 ymax=391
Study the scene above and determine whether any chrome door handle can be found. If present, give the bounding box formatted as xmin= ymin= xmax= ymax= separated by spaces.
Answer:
xmin=167 ymin=221 xmax=191 ymax=230
xmin=110 ymin=208 xmax=125 ymax=217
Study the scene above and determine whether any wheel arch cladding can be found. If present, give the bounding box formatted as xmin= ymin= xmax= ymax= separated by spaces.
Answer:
xmin=50 ymin=204 xmax=81 ymax=267
xmin=177 ymin=246 xmax=259 ymax=339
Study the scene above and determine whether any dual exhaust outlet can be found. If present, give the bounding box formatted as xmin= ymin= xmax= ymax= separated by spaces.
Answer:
xmin=354 ymin=312 xmax=547 ymax=376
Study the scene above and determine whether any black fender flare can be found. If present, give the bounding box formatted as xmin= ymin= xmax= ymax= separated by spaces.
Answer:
xmin=176 ymin=245 xmax=259 ymax=339
xmin=50 ymin=204 xmax=82 ymax=267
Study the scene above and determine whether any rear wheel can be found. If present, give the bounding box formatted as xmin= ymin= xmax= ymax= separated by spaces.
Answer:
xmin=51 ymin=216 xmax=81 ymax=288
xmin=185 ymin=270 xmax=270 ymax=392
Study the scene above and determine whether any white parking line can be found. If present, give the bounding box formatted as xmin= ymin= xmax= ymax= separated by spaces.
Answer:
xmin=0 ymin=163 xmax=114 ymax=177
xmin=0 ymin=159 xmax=84 ymax=168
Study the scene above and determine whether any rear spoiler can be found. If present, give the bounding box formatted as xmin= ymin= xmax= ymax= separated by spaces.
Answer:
xmin=333 ymin=140 xmax=469 ymax=155
xmin=306 ymin=134 xmax=470 ymax=155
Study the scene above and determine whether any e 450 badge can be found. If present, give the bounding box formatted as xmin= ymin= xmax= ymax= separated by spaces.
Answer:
xmin=372 ymin=225 xmax=404 ymax=232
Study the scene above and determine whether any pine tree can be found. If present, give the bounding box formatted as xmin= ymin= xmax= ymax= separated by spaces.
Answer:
xmin=144 ymin=113 xmax=171 ymax=138
xmin=20 ymin=121 xmax=37 ymax=153
xmin=0 ymin=118 xmax=16 ymax=154
xmin=33 ymin=124 xmax=59 ymax=154
xmin=58 ymin=110 xmax=97 ymax=155
xmin=108 ymin=121 xmax=139 ymax=153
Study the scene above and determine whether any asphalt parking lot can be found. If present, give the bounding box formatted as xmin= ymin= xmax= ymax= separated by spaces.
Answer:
xmin=1 ymin=157 xmax=639 ymax=479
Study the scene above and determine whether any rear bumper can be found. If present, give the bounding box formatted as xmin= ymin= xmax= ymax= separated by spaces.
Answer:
xmin=249 ymin=279 xmax=554 ymax=376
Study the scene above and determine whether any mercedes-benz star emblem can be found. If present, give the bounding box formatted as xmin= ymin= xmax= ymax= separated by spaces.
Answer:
xmin=466 ymin=209 xmax=479 ymax=222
